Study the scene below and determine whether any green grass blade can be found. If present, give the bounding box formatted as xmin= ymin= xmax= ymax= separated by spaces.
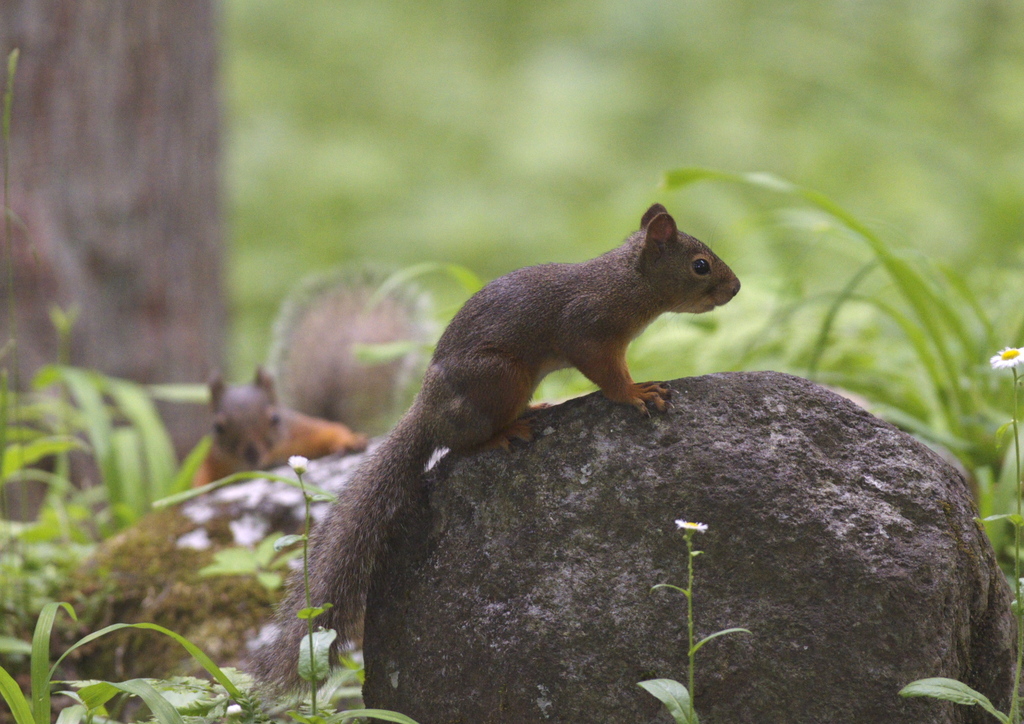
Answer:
xmin=146 ymin=383 xmax=210 ymax=404
xmin=31 ymin=602 xmax=77 ymax=724
xmin=0 ymin=664 xmax=34 ymax=724
xmin=38 ymin=366 xmax=122 ymax=505
xmin=105 ymin=377 xmax=177 ymax=500
xmin=152 ymin=470 xmax=334 ymax=508
xmin=336 ymin=710 xmax=423 ymax=724
xmin=167 ymin=435 xmax=212 ymax=495
xmin=110 ymin=427 xmax=145 ymax=517
xmin=108 ymin=679 xmax=185 ymax=724
xmin=368 ymin=262 xmax=483 ymax=310
xmin=0 ymin=370 xmax=9 ymax=496
xmin=807 ymin=260 xmax=877 ymax=379
xmin=49 ymin=622 xmax=242 ymax=700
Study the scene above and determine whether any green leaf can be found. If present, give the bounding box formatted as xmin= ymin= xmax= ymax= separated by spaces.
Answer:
xmin=168 ymin=435 xmax=212 ymax=495
xmin=899 ymin=678 xmax=1009 ymax=722
xmin=32 ymin=602 xmax=77 ymax=724
xmin=335 ymin=709 xmax=423 ymax=724
xmin=199 ymin=548 xmax=259 ymax=577
xmin=274 ymin=534 xmax=306 ymax=551
xmin=638 ymin=679 xmax=698 ymax=724
xmin=256 ymin=572 xmax=284 ymax=590
xmin=54 ymin=703 xmax=87 ymax=724
xmin=2 ymin=437 xmax=83 ymax=477
xmin=689 ymin=628 xmax=752 ymax=657
xmin=0 ymin=663 xmax=34 ymax=724
xmin=981 ymin=514 xmax=1024 ymax=527
xmin=0 ymin=635 xmax=32 ymax=656
xmin=298 ymin=629 xmax=337 ymax=684
xmin=652 ymin=583 xmax=690 ymax=598
xmin=995 ymin=421 xmax=1015 ymax=451
xmin=107 ymin=679 xmax=185 ymax=724
xmin=297 ymin=603 xmax=334 ymax=620
xmin=76 ymin=681 xmax=121 ymax=710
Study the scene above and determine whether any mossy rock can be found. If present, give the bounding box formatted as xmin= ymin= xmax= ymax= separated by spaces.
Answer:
xmin=58 ymin=504 xmax=275 ymax=680
xmin=53 ymin=450 xmax=369 ymax=682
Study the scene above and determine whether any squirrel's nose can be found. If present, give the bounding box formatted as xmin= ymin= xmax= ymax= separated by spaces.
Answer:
xmin=243 ymin=444 xmax=261 ymax=467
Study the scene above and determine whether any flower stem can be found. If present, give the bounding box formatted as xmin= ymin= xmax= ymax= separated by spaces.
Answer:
xmin=686 ymin=532 xmax=696 ymax=720
xmin=297 ymin=468 xmax=318 ymax=716
xmin=1012 ymin=369 xmax=1022 ymax=724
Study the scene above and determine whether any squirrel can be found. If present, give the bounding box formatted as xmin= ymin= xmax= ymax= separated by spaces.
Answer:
xmin=191 ymin=367 xmax=370 ymax=487
xmin=192 ymin=272 xmax=428 ymax=487
xmin=252 ymin=204 xmax=741 ymax=691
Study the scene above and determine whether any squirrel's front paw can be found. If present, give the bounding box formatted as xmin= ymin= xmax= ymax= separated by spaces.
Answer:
xmin=631 ymin=382 xmax=671 ymax=414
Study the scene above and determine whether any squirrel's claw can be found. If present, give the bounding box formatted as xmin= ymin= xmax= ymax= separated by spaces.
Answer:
xmin=633 ymin=381 xmax=671 ymax=414
xmin=480 ymin=417 xmax=535 ymax=451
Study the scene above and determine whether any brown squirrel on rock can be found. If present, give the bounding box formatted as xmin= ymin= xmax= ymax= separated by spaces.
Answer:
xmin=252 ymin=204 xmax=741 ymax=690
xmin=192 ymin=273 xmax=427 ymax=487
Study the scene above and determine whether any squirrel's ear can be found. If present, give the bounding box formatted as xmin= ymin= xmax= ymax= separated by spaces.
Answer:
xmin=254 ymin=366 xmax=277 ymax=401
xmin=640 ymin=203 xmax=669 ymax=230
xmin=209 ymin=373 xmax=225 ymax=410
xmin=639 ymin=211 xmax=679 ymax=267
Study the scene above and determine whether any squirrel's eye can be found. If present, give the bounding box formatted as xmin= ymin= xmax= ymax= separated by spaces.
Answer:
xmin=213 ymin=422 xmax=226 ymax=436
xmin=269 ymin=412 xmax=281 ymax=427
xmin=692 ymin=258 xmax=711 ymax=275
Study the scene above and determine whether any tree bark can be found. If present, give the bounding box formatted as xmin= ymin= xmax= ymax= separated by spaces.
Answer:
xmin=0 ymin=1 xmax=223 ymax=456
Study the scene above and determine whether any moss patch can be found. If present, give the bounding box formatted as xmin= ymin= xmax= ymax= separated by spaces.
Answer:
xmin=59 ymin=507 xmax=278 ymax=681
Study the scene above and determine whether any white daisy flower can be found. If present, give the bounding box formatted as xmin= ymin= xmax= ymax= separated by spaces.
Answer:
xmin=675 ymin=519 xmax=708 ymax=533
xmin=991 ymin=347 xmax=1024 ymax=370
xmin=288 ymin=455 xmax=309 ymax=474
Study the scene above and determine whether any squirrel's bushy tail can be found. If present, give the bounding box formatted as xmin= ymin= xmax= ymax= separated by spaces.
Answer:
xmin=251 ymin=402 xmax=435 ymax=692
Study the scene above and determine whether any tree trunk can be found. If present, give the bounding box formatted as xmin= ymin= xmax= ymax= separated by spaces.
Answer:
xmin=0 ymin=2 xmax=223 ymax=460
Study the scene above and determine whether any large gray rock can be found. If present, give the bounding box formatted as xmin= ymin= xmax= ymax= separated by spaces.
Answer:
xmin=362 ymin=371 xmax=1014 ymax=724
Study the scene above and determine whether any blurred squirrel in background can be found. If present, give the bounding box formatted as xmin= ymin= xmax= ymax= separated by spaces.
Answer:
xmin=192 ymin=271 xmax=428 ymax=487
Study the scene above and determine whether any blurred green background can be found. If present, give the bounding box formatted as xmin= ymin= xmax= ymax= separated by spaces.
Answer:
xmin=223 ymin=0 xmax=1024 ymax=382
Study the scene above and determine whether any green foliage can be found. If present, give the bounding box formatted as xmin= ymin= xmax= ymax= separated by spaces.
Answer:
xmin=199 ymin=532 xmax=301 ymax=591
xmin=0 ymin=601 xmax=252 ymax=724
xmin=900 ymin=678 xmax=1009 ymax=723
xmin=30 ymin=364 xmax=179 ymax=527
xmin=298 ymin=629 xmax=337 ymax=685
xmin=664 ymin=168 xmax=1015 ymax=475
xmin=224 ymin=0 xmax=1024 ymax=377
xmin=902 ymin=366 xmax=1023 ymax=720
xmin=637 ymin=679 xmax=698 ymax=724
